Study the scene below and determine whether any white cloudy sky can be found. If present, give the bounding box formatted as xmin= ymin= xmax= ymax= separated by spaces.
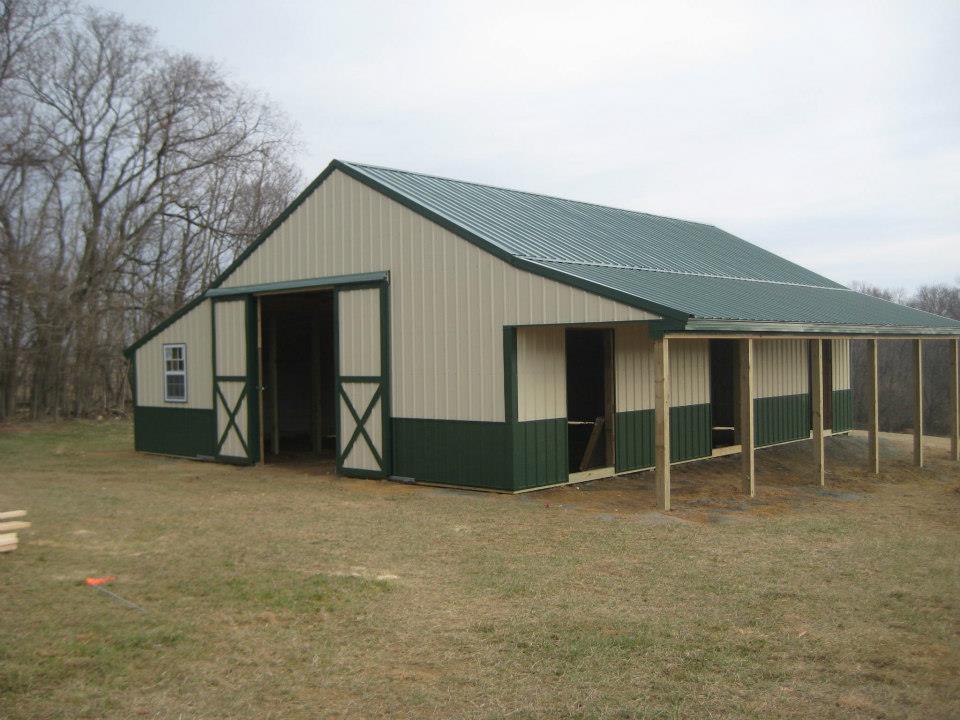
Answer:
xmin=95 ymin=0 xmax=959 ymax=290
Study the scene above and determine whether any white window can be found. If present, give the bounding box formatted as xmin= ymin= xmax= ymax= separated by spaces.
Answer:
xmin=163 ymin=344 xmax=187 ymax=402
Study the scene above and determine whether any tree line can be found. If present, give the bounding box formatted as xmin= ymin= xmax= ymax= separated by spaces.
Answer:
xmin=0 ymin=2 xmax=956 ymax=433
xmin=0 ymin=0 xmax=300 ymax=420
xmin=850 ymin=282 xmax=960 ymax=436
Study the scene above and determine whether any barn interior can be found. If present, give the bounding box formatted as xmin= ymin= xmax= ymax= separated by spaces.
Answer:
xmin=259 ymin=292 xmax=336 ymax=461
xmin=709 ymin=339 xmax=740 ymax=450
xmin=565 ymin=328 xmax=614 ymax=474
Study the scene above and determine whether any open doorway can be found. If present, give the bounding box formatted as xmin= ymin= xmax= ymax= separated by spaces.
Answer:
xmin=259 ymin=292 xmax=336 ymax=462
xmin=709 ymin=339 xmax=740 ymax=449
xmin=565 ymin=329 xmax=614 ymax=474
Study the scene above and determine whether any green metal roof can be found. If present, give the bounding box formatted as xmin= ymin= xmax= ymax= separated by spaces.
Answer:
xmin=339 ymin=161 xmax=960 ymax=333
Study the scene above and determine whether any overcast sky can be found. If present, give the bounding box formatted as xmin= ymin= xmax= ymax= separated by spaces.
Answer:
xmin=94 ymin=0 xmax=959 ymax=291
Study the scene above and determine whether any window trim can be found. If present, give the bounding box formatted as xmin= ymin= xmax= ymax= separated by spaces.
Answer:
xmin=162 ymin=343 xmax=188 ymax=403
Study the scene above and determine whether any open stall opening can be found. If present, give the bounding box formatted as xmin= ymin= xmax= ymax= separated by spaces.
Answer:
xmin=566 ymin=328 xmax=614 ymax=475
xmin=709 ymin=339 xmax=740 ymax=449
xmin=259 ymin=292 xmax=335 ymax=461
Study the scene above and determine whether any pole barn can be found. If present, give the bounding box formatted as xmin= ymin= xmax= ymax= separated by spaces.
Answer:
xmin=125 ymin=160 xmax=960 ymax=505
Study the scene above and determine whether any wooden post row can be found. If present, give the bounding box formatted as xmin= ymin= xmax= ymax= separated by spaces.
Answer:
xmin=950 ymin=338 xmax=959 ymax=463
xmin=654 ymin=338 xmax=671 ymax=511
xmin=867 ymin=338 xmax=880 ymax=474
xmin=913 ymin=339 xmax=923 ymax=468
xmin=739 ymin=338 xmax=755 ymax=497
xmin=811 ymin=339 xmax=825 ymax=486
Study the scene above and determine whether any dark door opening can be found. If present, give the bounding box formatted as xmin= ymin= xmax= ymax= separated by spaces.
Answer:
xmin=709 ymin=339 xmax=740 ymax=449
xmin=259 ymin=292 xmax=336 ymax=462
xmin=565 ymin=329 xmax=614 ymax=473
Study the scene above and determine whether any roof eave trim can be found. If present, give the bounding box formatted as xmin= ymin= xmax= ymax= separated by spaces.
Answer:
xmin=681 ymin=319 xmax=960 ymax=336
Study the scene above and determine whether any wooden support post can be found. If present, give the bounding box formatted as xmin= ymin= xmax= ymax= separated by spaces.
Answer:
xmin=311 ymin=315 xmax=323 ymax=454
xmin=950 ymin=338 xmax=959 ymax=463
xmin=913 ymin=338 xmax=923 ymax=468
xmin=867 ymin=338 xmax=880 ymax=474
xmin=654 ymin=337 xmax=671 ymax=511
xmin=811 ymin=339 xmax=825 ymax=486
xmin=269 ymin=316 xmax=279 ymax=456
xmin=739 ymin=338 xmax=755 ymax=496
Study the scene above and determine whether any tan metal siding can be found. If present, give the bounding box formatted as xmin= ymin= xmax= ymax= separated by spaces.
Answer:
xmin=214 ymin=301 xmax=246 ymax=377
xmin=338 ymin=287 xmax=381 ymax=377
xmin=222 ymin=170 xmax=657 ymax=422
xmin=135 ymin=299 xmax=212 ymax=409
xmin=755 ymin=339 xmax=808 ymax=399
xmin=670 ymin=339 xmax=710 ymax=407
xmin=832 ymin=339 xmax=851 ymax=390
xmin=517 ymin=326 xmax=566 ymax=421
xmin=615 ymin=329 xmax=706 ymax=411
xmin=615 ymin=324 xmax=654 ymax=412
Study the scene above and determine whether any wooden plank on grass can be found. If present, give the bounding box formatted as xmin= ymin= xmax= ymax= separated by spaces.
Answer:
xmin=0 ymin=521 xmax=30 ymax=532
xmin=0 ymin=510 xmax=26 ymax=520
xmin=0 ymin=532 xmax=18 ymax=551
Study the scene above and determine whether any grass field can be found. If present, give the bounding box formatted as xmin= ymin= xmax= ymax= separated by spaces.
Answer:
xmin=1 ymin=421 xmax=958 ymax=719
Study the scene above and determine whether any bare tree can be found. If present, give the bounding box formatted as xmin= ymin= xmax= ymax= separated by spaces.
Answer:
xmin=0 ymin=4 xmax=300 ymax=419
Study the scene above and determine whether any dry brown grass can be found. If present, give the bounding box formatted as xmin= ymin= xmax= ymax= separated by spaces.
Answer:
xmin=1 ymin=421 xmax=958 ymax=719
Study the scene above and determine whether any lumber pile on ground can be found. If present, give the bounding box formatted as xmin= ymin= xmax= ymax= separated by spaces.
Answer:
xmin=0 ymin=510 xmax=29 ymax=553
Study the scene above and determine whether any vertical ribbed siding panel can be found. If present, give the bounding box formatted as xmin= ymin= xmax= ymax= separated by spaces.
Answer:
xmin=135 ymin=299 xmax=213 ymax=409
xmin=516 ymin=326 xmax=566 ymax=422
xmin=614 ymin=409 xmax=654 ymax=471
xmin=513 ymin=418 xmax=567 ymax=489
xmin=832 ymin=339 xmax=851 ymax=390
xmin=214 ymin=301 xmax=246 ymax=376
xmin=669 ymin=404 xmax=711 ymax=462
xmin=753 ymin=339 xmax=810 ymax=446
xmin=220 ymin=170 xmax=657 ymax=423
xmin=669 ymin=339 xmax=709 ymax=407
xmin=754 ymin=339 xmax=808 ymax=398
xmin=614 ymin=324 xmax=654 ymax=412
xmin=337 ymin=288 xmax=380 ymax=377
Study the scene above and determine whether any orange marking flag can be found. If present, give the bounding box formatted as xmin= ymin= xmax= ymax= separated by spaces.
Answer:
xmin=85 ymin=576 xmax=117 ymax=586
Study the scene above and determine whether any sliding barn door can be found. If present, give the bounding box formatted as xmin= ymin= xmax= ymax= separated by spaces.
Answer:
xmin=212 ymin=297 xmax=259 ymax=463
xmin=336 ymin=284 xmax=390 ymax=477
